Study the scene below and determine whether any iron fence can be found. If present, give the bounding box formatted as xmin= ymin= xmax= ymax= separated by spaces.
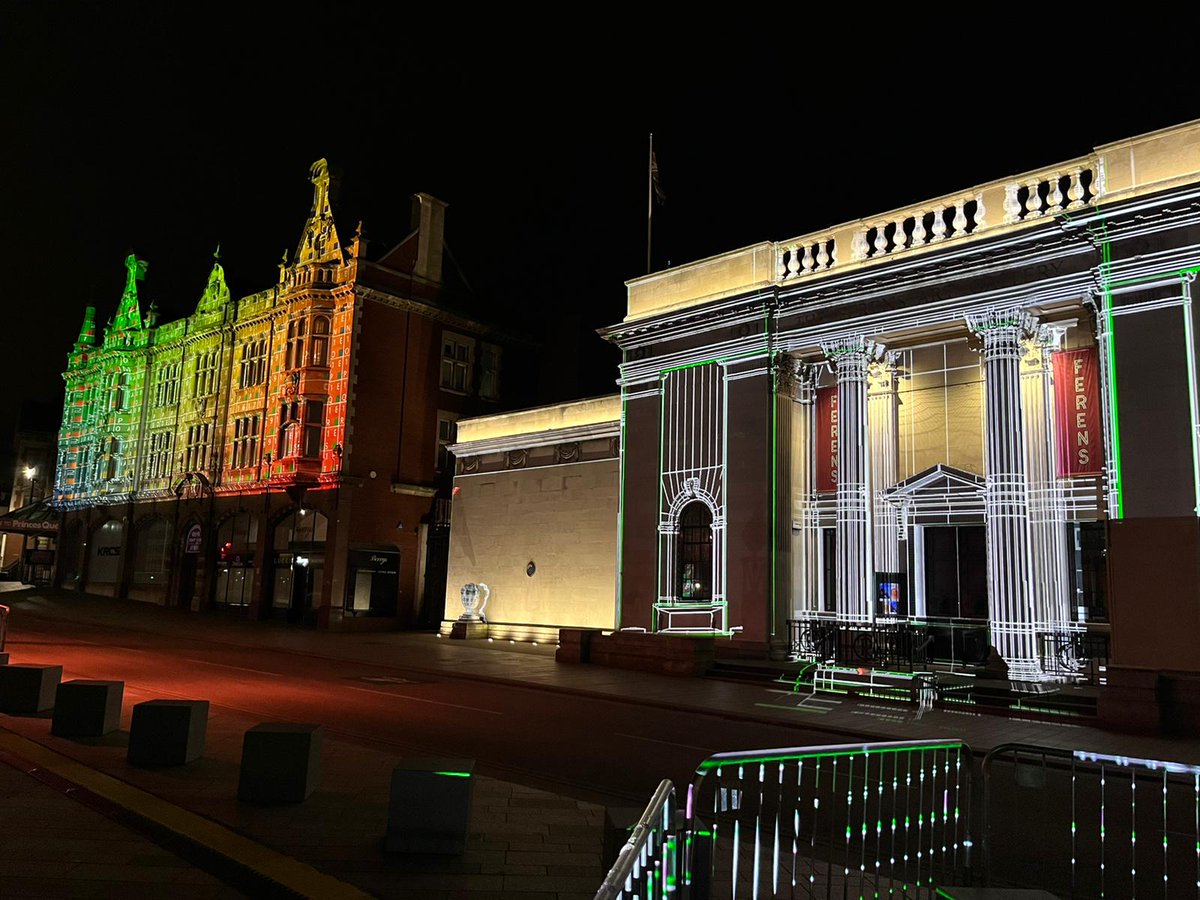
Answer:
xmin=787 ymin=620 xmax=937 ymax=673
xmin=982 ymin=743 xmax=1200 ymax=898
xmin=594 ymin=778 xmax=677 ymax=900
xmin=682 ymin=740 xmax=973 ymax=899
xmin=1037 ymin=629 xmax=1110 ymax=685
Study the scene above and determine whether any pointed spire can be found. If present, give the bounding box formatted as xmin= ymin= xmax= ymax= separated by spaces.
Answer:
xmin=197 ymin=246 xmax=229 ymax=314
xmin=75 ymin=306 xmax=97 ymax=349
xmin=293 ymin=158 xmax=343 ymax=266
xmin=113 ymin=254 xmax=147 ymax=332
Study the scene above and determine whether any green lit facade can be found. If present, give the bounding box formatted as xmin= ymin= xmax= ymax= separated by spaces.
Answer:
xmin=54 ymin=160 xmax=510 ymax=628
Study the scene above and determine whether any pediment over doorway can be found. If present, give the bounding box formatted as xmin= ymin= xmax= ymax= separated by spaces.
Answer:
xmin=883 ymin=464 xmax=985 ymax=520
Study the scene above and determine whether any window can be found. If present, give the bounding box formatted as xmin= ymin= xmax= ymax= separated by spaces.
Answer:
xmin=311 ymin=317 xmax=330 ymax=367
xmin=103 ymin=437 xmax=120 ymax=481
xmin=677 ymin=502 xmax=713 ymax=601
xmin=278 ymin=400 xmax=322 ymax=459
xmin=436 ymin=411 xmax=459 ymax=471
xmin=231 ymin=416 xmax=260 ymax=469
xmin=239 ymin=339 xmax=267 ymax=388
xmin=440 ymin=332 xmax=474 ymax=393
xmin=112 ymin=373 xmax=128 ymax=411
xmin=480 ymin=342 xmax=501 ymax=400
xmin=286 ymin=318 xmax=307 ymax=370
xmin=146 ymin=431 xmax=173 ymax=479
xmin=193 ymin=351 xmax=219 ymax=397
xmin=154 ymin=362 xmax=180 ymax=407
xmin=304 ymin=400 xmax=325 ymax=458
xmin=185 ymin=423 xmax=210 ymax=472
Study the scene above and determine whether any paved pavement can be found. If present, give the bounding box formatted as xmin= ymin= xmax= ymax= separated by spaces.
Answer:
xmin=1 ymin=585 xmax=1197 ymax=899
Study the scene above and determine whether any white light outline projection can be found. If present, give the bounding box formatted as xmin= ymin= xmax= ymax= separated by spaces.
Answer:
xmin=656 ymin=361 xmax=728 ymax=634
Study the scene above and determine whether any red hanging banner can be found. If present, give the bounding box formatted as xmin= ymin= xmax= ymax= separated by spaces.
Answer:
xmin=1053 ymin=347 xmax=1104 ymax=477
xmin=815 ymin=386 xmax=838 ymax=492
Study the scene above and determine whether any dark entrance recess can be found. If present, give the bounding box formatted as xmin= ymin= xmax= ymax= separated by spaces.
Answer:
xmin=677 ymin=502 xmax=713 ymax=601
xmin=345 ymin=547 xmax=400 ymax=617
xmin=923 ymin=525 xmax=986 ymax=619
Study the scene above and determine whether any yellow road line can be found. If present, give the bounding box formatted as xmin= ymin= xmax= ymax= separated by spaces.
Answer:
xmin=0 ymin=728 xmax=372 ymax=899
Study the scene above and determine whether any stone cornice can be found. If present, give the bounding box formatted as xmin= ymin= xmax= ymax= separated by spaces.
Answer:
xmin=449 ymin=420 xmax=619 ymax=457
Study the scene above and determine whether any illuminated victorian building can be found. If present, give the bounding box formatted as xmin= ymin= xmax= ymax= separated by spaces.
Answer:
xmin=55 ymin=160 xmax=514 ymax=629
xmin=448 ymin=120 xmax=1200 ymax=728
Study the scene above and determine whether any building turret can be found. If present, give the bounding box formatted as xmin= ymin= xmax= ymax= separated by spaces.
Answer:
xmin=74 ymin=306 xmax=96 ymax=351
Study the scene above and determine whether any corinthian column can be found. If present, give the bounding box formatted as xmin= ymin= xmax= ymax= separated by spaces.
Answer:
xmin=1022 ymin=327 xmax=1072 ymax=643
xmin=868 ymin=353 xmax=900 ymax=580
xmin=791 ymin=361 xmax=820 ymax=619
xmin=820 ymin=335 xmax=882 ymax=624
xmin=966 ymin=307 xmax=1039 ymax=678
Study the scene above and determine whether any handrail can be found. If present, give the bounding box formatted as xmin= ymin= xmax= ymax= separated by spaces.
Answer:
xmin=594 ymin=778 xmax=676 ymax=900
xmin=685 ymin=739 xmax=973 ymax=897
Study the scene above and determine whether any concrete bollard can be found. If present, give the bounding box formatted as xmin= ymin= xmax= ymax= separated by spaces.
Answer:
xmin=51 ymin=680 xmax=124 ymax=737
xmin=238 ymin=722 xmax=323 ymax=803
xmin=385 ymin=758 xmax=475 ymax=855
xmin=0 ymin=664 xmax=62 ymax=714
xmin=128 ymin=699 xmax=209 ymax=766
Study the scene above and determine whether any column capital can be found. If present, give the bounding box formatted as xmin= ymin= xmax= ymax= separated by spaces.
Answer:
xmin=820 ymin=335 xmax=885 ymax=375
xmin=773 ymin=354 xmax=820 ymax=398
xmin=965 ymin=306 xmax=1039 ymax=341
xmin=867 ymin=351 xmax=901 ymax=393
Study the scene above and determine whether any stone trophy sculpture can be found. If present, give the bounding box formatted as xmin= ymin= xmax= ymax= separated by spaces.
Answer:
xmin=450 ymin=582 xmax=490 ymax=639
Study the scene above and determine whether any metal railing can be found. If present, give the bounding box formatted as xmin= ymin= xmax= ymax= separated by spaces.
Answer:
xmin=594 ymin=778 xmax=677 ymax=900
xmin=982 ymin=743 xmax=1200 ymax=898
xmin=683 ymin=740 xmax=973 ymax=899
xmin=0 ymin=604 xmax=8 ymax=652
xmin=1036 ymin=629 xmax=1110 ymax=685
xmin=787 ymin=618 xmax=994 ymax=673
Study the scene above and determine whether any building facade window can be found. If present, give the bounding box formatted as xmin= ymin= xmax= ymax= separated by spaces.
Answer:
xmin=480 ymin=342 xmax=501 ymax=400
xmin=440 ymin=332 xmax=474 ymax=393
xmin=304 ymin=400 xmax=324 ymax=458
xmin=154 ymin=362 xmax=181 ymax=407
xmin=238 ymin=339 xmax=267 ymax=388
xmin=146 ymin=430 xmax=173 ymax=479
xmin=311 ymin=316 xmax=330 ymax=367
xmin=102 ymin=436 xmax=120 ymax=481
xmin=185 ymin=423 xmax=210 ymax=472
xmin=286 ymin=318 xmax=307 ymax=370
xmin=231 ymin=415 xmax=260 ymax=469
xmin=112 ymin=372 xmax=128 ymax=411
xmin=193 ymin=350 xmax=219 ymax=397
xmin=436 ymin=411 xmax=459 ymax=471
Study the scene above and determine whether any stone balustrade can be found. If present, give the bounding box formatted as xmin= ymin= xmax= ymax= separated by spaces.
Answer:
xmin=778 ymin=236 xmax=836 ymax=280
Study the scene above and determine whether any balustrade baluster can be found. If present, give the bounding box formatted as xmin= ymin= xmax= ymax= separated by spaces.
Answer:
xmin=1047 ymin=173 xmax=1064 ymax=212
xmin=931 ymin=206 xmax=947 ymax=242
xmin=873 ymin=224 xmax=888 ymax=256
xmin=892 ymin=219 xmax=908 ymax=252
xmin=952 ymin=203 xmax=968 ymax=237
xmin=816 ymin=240 xmax=831 ymax=270
xmin=801 ymin=243 xmax=814 ymax=274
xmin=1025 ymin=179 xmax=1043 ymax=218
xmin=1003 ymin=183 xmax=1022 ymax=223
xmin=781 ymin=246 xmax=794 ymax=279
xmin=911 ymin=211 xmax=927 ymax=247
xmin=851 ymin=229 xmax=869 ymax=261
xmin=1068 ymin=167 xmax=1087 ymax=208
xmin=974 ymin=192 xmax=987 ymax=230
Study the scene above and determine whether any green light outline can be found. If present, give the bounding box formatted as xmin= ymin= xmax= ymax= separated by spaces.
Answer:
xmin=695 ymin=742 xmax=964 ymax=773
xmin=616 ymin=384 xmax=626 ymax=628
xmin=433 ymin=771 xmax=471 ymax=778
xmin=1095 ymin=220 xmax=1125 ymax=520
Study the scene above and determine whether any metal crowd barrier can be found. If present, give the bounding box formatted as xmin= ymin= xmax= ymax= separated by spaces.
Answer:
xmin=593 ymin=778 xmax=677 ymax=900
xmin=682 ymin=739 xmax=973 ymax=899
xmin=982 ymin=742 xmax=1200 ymax=898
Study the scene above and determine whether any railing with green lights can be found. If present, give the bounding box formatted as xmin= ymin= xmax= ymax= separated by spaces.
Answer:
xmin=982 ymin=743 xmax=1200 ymax=899
xmin=682 ymin=740 xmax=973 ymax=899
xmin=594 ymin=778 xmax=678 ymax=900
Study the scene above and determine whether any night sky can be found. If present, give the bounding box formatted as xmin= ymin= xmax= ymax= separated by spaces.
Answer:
xmin=2 ymin=6 xmax=1196 ymax=482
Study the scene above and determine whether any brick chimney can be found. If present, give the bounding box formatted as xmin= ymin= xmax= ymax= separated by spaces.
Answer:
xmin=410 ymin=193 xmax=447 ymax=283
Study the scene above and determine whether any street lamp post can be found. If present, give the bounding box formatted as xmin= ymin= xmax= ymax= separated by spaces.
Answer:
xmin=20 ymin=466 xmax=38 ymax=584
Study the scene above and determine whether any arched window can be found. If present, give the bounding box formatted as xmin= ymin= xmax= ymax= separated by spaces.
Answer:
xmin=286 ymin=318 xmax=306 ymax=370
xmin=677 ymin=502 xmax=714 ymax=601
xmin=274 ymin=508 xmax=328 ymax=548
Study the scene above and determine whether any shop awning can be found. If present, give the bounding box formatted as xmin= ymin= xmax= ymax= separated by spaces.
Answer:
xmin=0 ymin=498 xmax=60 ymax=535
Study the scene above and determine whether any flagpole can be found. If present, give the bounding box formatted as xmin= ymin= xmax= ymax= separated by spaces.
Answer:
xmin=647 ymin=132 xmax=653 ymax=274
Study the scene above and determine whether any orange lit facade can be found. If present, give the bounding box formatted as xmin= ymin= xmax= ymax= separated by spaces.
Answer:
xmin=54 ymin=160 xmax=516 ymax=629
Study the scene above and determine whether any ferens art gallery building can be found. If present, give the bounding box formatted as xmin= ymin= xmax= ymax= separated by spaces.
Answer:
xmin=447 ymin=120 xmax=1200 ymax=722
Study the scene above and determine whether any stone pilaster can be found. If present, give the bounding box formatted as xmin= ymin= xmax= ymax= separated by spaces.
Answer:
xmin=966 ymin=307 xmax=1039 ymax=677
xmin=868 ymin=353 xmax=900 ymax=579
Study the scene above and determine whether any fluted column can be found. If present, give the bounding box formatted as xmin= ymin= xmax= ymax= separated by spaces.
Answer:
xmin=1022 ymin=328 xmax=1072 ymax=651
xmin=820 ymin=336 xmax=881 ymax=624
xmin=792 ymin=362 xmax=821 ymax=618
xmin=868 ymin=353 xmax=900 ymax=578
xmin=967 ymin=307 xmax=1039 ymax=677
